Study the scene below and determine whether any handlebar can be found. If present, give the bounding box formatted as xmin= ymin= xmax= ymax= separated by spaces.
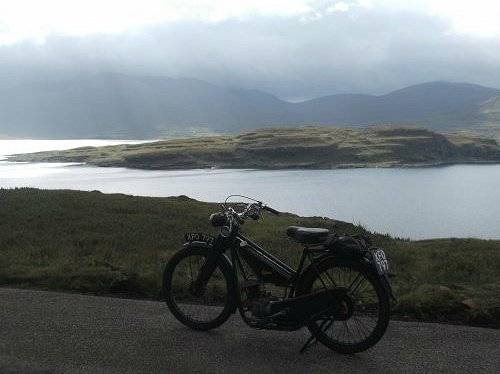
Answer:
xmin=234 ymin=201 xmax=280 ymax=220
xmin=211 ymin=195 xmax=280 ymax=231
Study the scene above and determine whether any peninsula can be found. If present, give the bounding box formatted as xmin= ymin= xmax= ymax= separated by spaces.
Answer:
xmin=9 ymin=127 xmax=500 ymax=170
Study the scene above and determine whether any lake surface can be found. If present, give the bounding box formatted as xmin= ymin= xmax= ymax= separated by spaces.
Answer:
xmin=1 ymin=140 xmax=499 ymax=240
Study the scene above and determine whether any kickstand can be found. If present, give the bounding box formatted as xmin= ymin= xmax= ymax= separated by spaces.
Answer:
xmin=300 ymin=334 xmax=318 ymax=353
xmin=300 ymin=319 xmax=333 ymax=354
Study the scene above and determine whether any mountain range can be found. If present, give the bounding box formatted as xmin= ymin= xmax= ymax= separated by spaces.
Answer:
xmin=1 ymin=73 xmax=499 ymax=138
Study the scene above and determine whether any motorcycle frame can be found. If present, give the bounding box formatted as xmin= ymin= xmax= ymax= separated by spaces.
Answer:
xmin=198 ymin=230 xmax=331 ymax=305
xmin=187 ymin=224 xmax=394 ymax=336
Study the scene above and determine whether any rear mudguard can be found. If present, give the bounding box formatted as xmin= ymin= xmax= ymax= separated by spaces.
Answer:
xmin=379 ymin=273 xmax=396 ymax=302
xmin=318 ymin=245 xmax=396 ymax=301
xmin=295 ymin=254 xmax=395 ymax=302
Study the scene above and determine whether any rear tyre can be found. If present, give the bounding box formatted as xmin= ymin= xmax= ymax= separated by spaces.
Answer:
xmin=163 ymin=246 xmax=235 ymax=331
xmin=297 ymin=258 xmax=390 ymax=354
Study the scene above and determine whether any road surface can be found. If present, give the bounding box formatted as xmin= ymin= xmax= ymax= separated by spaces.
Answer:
xmin=0 ymin=288 xmax=498 ymax=373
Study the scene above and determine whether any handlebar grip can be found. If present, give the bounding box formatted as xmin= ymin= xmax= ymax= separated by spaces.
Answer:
xmin=263 ymin=205 xmax=280 ymax=215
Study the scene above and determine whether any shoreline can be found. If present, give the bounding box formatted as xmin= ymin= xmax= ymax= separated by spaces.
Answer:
xmin=5 ymin=156 xmax=500 ymax=171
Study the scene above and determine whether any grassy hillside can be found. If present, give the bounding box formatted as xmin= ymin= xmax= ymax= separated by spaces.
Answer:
xmin=0 ymin=188 xmax=499 ymax=327
xmin=9 ymin=126 xmax=500 ymax=170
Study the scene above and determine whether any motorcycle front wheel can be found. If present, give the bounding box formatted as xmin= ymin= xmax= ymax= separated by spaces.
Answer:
xmin=163 ymin=246 xmax=235 ymax=331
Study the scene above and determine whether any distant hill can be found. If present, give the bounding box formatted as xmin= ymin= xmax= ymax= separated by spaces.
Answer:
xmin=1 ymin=73 xmax=499 ymax=138
xmin=291 ymin=82 xmax=500 ymax=127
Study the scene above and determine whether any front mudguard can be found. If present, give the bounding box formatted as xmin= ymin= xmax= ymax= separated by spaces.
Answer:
xmin=182 ymin=235 xmax=235 ymax=288
xmin=176 ymin=240 xmax=239 ymax=313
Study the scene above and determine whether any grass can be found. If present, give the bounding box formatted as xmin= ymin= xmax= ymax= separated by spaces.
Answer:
xmin=9 ymin=126 xmax=500 ymax=169
xmin=0 ymin=188 xmax=499 ymax=327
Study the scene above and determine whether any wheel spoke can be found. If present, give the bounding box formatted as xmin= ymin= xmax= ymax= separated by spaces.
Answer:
xmin=348 ymin=274 xmax=367 ymax=294
xmin=351 ymin=317 xmax=365 ymax=341
xmin=347 ymin=273 xmax=361 ymax=291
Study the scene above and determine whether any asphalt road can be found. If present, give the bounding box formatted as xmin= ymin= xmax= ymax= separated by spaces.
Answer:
xmin=0 ymin=288 xmax=498 ymax=373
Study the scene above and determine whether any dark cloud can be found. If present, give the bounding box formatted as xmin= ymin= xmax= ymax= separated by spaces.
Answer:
xmin=2 ymin=7 xmax=500 ymax=100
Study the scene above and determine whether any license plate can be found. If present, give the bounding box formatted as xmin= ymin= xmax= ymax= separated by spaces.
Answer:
xmin=185 ymin=232 xmax=215 ymax=245
xmin=372 ymin=249 xmax=389 ymax=275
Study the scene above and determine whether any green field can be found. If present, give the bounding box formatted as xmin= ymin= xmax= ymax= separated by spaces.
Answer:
xmin=9 ymin=126 xmax=500 ymax=169
xmin=0 ymin=188 xmax=499 ymax=327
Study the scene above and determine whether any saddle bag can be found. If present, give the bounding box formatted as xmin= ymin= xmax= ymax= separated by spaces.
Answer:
xmin=324 ymin=234 xmax=370 ymax=260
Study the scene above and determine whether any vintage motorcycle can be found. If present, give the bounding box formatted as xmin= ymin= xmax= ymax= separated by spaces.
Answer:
xmin=163 ymin=195 xmax=393 ymax=353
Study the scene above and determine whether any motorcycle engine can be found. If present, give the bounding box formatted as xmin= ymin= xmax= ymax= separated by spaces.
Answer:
xmin=249 ymin=297 xmax=274 ymax=318
xmin=241 ymin=280 xmax=280 ymax=318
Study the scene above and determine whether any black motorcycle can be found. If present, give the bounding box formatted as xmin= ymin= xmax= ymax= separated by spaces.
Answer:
xmin=163 ymin=195 xmax=393 ymax=353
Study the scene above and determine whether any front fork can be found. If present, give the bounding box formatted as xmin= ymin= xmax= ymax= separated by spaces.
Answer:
xmin=191 ymin=235 xmax=231 ymax=296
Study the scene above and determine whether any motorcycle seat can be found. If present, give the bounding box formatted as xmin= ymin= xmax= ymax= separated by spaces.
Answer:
xmin=286 ymin=226 xmax=330 ymax=244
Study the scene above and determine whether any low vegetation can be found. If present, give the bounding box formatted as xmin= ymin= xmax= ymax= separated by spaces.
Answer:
xmin=9 ymin=126 xmax=500 ymax=169
xmin=0 ymin=188 xmax=499 ymax=327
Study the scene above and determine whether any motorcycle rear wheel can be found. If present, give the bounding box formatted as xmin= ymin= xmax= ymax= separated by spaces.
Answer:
xmin=297 ymin=258 xmax=390 ymax=353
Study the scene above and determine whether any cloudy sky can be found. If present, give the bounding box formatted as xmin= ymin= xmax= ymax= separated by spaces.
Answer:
xmin=1 ymin=0 xmax=500 ymax=100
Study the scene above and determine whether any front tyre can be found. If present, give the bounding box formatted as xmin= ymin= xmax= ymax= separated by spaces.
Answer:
xmin=297 ymin=258 xmax=390 ymax=354
xmin=163 ymin=246 xmax=235 ymax=331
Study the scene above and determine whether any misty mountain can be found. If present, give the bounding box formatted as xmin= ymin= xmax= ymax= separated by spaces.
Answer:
xmin=0 ymin=73 xmax=499 ymax=138
xmin=292 ymin=82 xmax=500 ymax=126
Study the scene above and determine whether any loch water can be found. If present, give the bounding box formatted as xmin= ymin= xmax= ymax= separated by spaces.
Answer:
xmin=1 ymin=139 xmax=499 ymax=240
